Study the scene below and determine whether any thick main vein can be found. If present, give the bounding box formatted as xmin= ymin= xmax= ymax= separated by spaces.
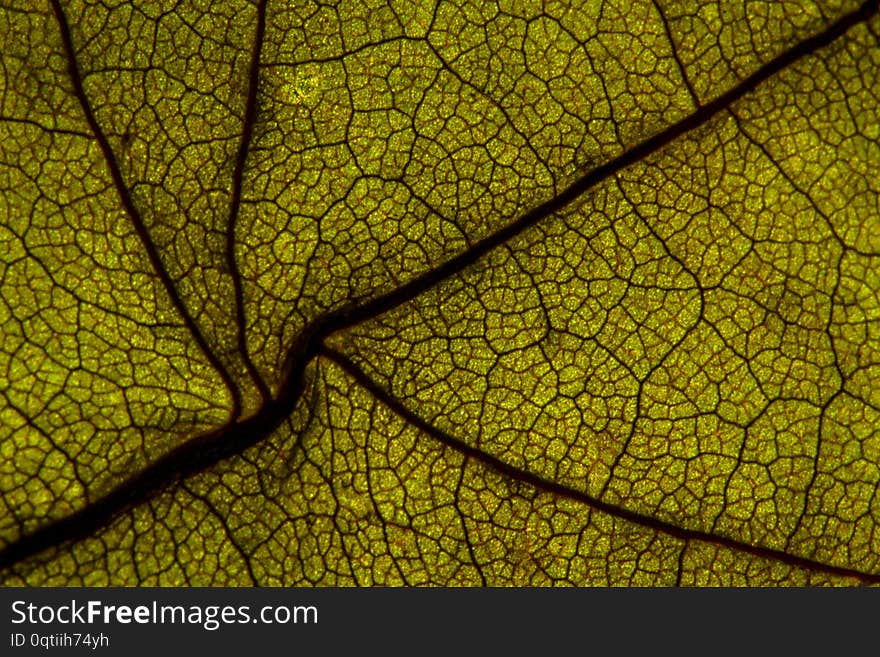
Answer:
xmin=321 ymin=346 xmax=880 ymax=584
xmin=320 ymin=0 xmax=880 ymax=337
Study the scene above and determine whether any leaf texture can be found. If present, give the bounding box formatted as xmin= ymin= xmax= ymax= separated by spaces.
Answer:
xmin=1 ymin=0 xmax=879 ymax=585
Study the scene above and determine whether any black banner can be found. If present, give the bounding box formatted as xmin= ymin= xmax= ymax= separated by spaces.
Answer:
xmin=0 ymin=588 xmax=876 ymax=655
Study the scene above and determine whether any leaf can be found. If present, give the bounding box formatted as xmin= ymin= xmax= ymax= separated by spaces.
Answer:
xmin=1 ymin=0 xmax=879 ymax=586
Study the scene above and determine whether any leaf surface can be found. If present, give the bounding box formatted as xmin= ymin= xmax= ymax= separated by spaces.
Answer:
xmin=1 ymin=0 xmax=879 ymax=585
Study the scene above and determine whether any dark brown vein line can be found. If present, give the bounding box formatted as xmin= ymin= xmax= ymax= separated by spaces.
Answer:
xmin=651 ymin=0 xmax=700 ymax=108
xmin=181 ymin=481 xmax=259 ymax=585
xmin=321 ymin=346 xmax=880 ymax=585
xmin=454 ymin=460 xmax=488 ymax=586
xmin=0 ymin=115 xmax=92 ymax=138
xmin=0 ymin=328 xmax=313 ymax=572
xmin=49 ymin=0 xmax=242 ymax=419
xmin=320 ymin=0 xmax=879 ymax=337
xmin=227 ymin=0 xmax=271 ymax=402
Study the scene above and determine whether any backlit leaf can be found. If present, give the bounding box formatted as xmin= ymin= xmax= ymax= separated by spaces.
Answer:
xmin=1 ymin=0 xmax=879 ymax=585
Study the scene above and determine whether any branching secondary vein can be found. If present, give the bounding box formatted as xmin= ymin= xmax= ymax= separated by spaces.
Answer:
xmin=320 ymin=345 xmax=880 ymax=585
